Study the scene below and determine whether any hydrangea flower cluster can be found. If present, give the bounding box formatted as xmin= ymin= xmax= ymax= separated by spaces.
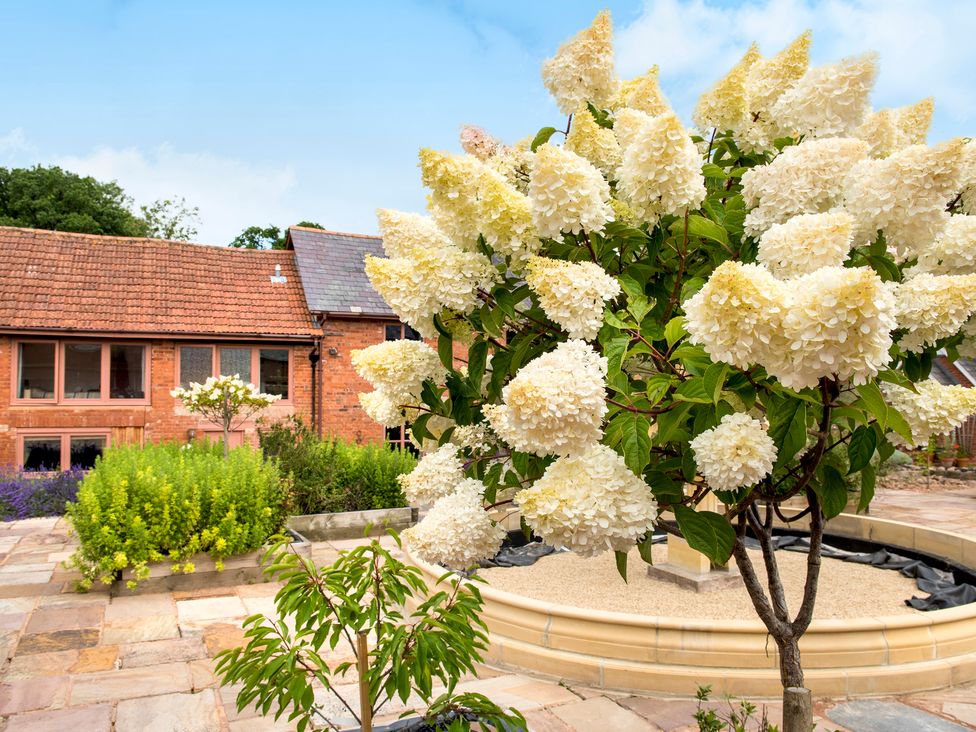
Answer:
xmin=525 ymin=256 xmax=621 ymax=340
xmin=459 ymin=124 xmax=501 ymax=160
xmin=351 ymin=341 xmax=444 ymax=426
xmin=883 ymin=380 xmax=976 ymax=447
xmin=528 ymin=143 xmax=613 ymax=240
xmin=692 ymin=44 xmax=760 ymax=134
xmin=756 ymin=211 xmax=854 ymax=279
xmin=891 ymin=273 xmax=976 ymax=353
xmin=418 ymin=148 xmax=485 ymax=250
xmin=485 ymin=340 xmax=607 ymax=456
xmin=611 ymin=65 xmax=672 ymax=116
xmin=565 ymin=108 xmax=622 ymax=178
xmin=375 ymin=208 xmax=452 ymax=257
xmin=475 ymin=168 xmax=538 ymax=263
xmin=690 ymin=413 xmax=777 ymax=492
xmin=541 ymin=10 xmax=615 ymax=115
xmin=913 ymin=215 xmax=976 ymax=276
xmin=854 ymin=98 xmax=935 ymax=158
xmin=402 ymin=478 xmax=505 ymax=569
xmin=398 ymin=443 xmax=465 ymax=505
xmin=514 ymin=444 xmax=658 ymax=557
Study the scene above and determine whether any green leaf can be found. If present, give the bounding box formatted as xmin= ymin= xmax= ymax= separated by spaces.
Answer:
xmin=847 ymin=425 xmax=877 ymax=475
xmin=646 ymin=373 xmax=676 ymax=407
xmin=664 ymin=316 xmax=687 ymax=347
xmin=619 ymin=412 xmax=652 ymax=475
xmin=672 ymin=214 xmax=731 ymax=248
xmin=885 ymin=405 xmax=914 ymax=444
xmin=701 ymin=163 xmax=728 ymax=179
xmin=530 ymin=126 xmax=558 ymax=152
xmin=768 ymin=398 xmax=807 ymax=468
xmin=672 ymin=505 xmax=735 ymax=565
xmin=586 ymin=102 xmax=614 ymax=129
xmin=703 ymin=363 xmax=729 ymax=405
xmin=877 ymin=369 xmax=917 ymax=393
xmin=467 ymin=340 xmax=488 ymax=388
xmin=637 ymin=534 xmax=654 ymax=565
xmin=654 ymin=402 xmax=693 ymax=444
xmin=858 ymin=464 xmax=876 ymax=514
xmin=614 ymin=550 xmax=628 ymax=583
xmin=674 ymin=378 xmax=712 ymax=404
xmin=603 ymin=309 xmax=634 ymax=330
xmin=816 ymin=465 xmax=849 ymax=519
xmin=855 ymin=383 xmax=888 ymax=429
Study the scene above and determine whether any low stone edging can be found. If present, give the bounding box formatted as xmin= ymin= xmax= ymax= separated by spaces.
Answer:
xmin=288 ymin=506 xmax=418 ymax=541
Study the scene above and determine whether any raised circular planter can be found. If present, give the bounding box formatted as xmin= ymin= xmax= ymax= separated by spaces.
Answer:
xmin=404 ymin=513 xmax=976 ymax=699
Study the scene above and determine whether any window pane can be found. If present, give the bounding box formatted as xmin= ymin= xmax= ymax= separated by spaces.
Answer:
xmin=64 ymin=344 xmax=102 ymax=399
xmin=17 ymin=342 xmax=56 ymax=399
xmin=179 ymin=346 xmax=213 ymax=387
xmin=404 ymin=325 xmax=422 ymax=341
xmin=23 ymin=438 xmax=61 ymax=471
xmin=110 ymin=345 xmax=145 ymax=399
xmin=219 ymin=347 xmax=252 ymax=382
xmin=384 ymin=324 xmax=401 ymax=341
xmin=69 ymin=436 xmax=106 ymax=470
xmin=259 ymin=349 xmax=289 ymax=397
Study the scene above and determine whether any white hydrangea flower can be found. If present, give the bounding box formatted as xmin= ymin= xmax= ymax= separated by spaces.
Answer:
xmin=485 ymin=142 xmax=534 ymax=194
xmin=376 ymin=209 xmax=452 ymax=258
xmin=913 ymin=215 xmax=976 ymax=276
xmin=891 ymin=272 xmax=976 ymax=352
xmin=693 ymin=43 xmax=760 ymax=133
xmin=459 ymin=124 xmax=501 ymax=160
xmin=853 ymin=98 xmax=935 ymax=158
xmin=684 ymin=261 xmax=788 ymax=371
xmin=541 ymin=10 xmax=615 ymax=115
xmin=398 ymin=444 xmax=465 ymax=505
xmin=524 ymin=257 xmax=621 ymax=340
xmin=364 ymin=245 xmax=498 ymax=338
xmin=358 ymin=390 xmax=404 ymax=428
xmin=419 ymin=148 xmax=487 ymax=250
xmin=772 ymin=266 xmax=895 ymax=390
xmin=515 ymin=444 xmax=658 ymax=558
xmin=403 ymin=479 xmax=505 ymax=569
xmin=958 ymin=316 xmax=976 ymax=359
xmin=485 ymin=340 xmax=608 ymax=456
xmin=565 ymin=108 xmax=622 ymax=178
xmin=528 ymin=143 xmax=613 ymax=240
xmin=770 ymin=53 xmax=877 ymax=140
xmin=616 ymin=111 xmax=706 ymax=226
xmin=351 ymin=339 xmax=443 ymax=397
xmin=959 ymin=141 xmax=976 ymax=216
xmin=475 ymin=168 xmax=539 ymax=264
xmin=742 ymin=137 xmax=869 ymax=237
xmin=690 ymin=413 xmax=777 ymax=491
xmin=756 ymin=211 xmax=855 ymax=279
xmin=611 ymin=65 xmax=671 ymax=116
xmin=883 ymin=380 xmax=976 ymax=447
xmin=612 ymin=108 xmax=656 ymax=151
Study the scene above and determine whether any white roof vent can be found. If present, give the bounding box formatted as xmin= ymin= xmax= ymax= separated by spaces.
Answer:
xmin=270 ymin=264 xmax=288 ymax=284
xmin=349 ymin=306 xmax=362 ymax=314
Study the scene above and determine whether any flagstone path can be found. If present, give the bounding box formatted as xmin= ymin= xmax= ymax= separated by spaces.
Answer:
xmin=0 ymin=488 xmax=974 ymax=731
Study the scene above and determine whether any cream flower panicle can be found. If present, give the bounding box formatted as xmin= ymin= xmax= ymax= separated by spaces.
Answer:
xmin=612 ymin=108 xmax=655 ymax=151
xmin=419 ymin=148 xmax=487 ymax=250
xmin=959 ymin=140 xmax=976 ymax=216
xmin=515 ymin=444 xmax=658 ymax=558
xmin=854 ymin=98 xmax=935 ymax=158
xmin=565 ymin=108 xmax=622 ymax=178
xmin=756 ymin=211 xmax=855 ymax=279
xmin=398 ymin=443 xmax=465 ymax=505
xmin=891 ymin=272 xmax=976 ymax=352
xmin=883 ymin=380 xmax=976 ymax=447
xmin=528 ymin=143 xmax=613 ymax=240
xmin=741 ymin=137 xmax=869 ymax=237
xmin=770 ymin=53 xmax=877 ymax=140
xmin=738 ymin=31 xmax=811 ymax=151
xmin=475 ymin=167 xmax=539 ymax=263
xmin=525 ymin=256 xmax=622 ymax=340
xmin=541 ymin=10 xmax=615 ymax=115
xmin=684 ymin=261 xmax=787 ymax=371
xmin=358 ymin=390 xmax=404 ymax=428
xmin=690 ymin=413 xmax=777 ymax=491
xmin=459 ymin=124 xmax=501 ymax=160
xmin=610 ymin=65 xmax=671 ymax=116
xmin=913 ymin=215 xmax=976 ymax=276
xmin=616 ymin=111 xmax=706 ymax=226
xmin=485 ymin=340 xmax=608 ymax=456
xmin=351 ymin=340 xmax=444 ymax=397
xmin=376 ymin=209 xmax=452 ymax=258
xmin=403 ymin=479 xmax=505 ymax=569
xmin=958 ymin=316 xmax=976 ymax=359
xmin=842 ymin=139 xmax=965 ymax=258
xmin=693 ymin=43 xmax=760 ymax=133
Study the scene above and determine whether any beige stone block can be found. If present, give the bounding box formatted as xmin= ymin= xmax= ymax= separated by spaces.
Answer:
xmin=68 ymin=661 xmax=191 ymax=705
xmin=494 ymin=638 xmax=604 ymax=688
xmin=115 ymin=690 xmax=222 ymax=732
xmin=799 ymin=669 xmax=849 ymax=698
xmin=104 ymin=593 xmax=174 ymax=621
xmin=948 ymin=653 xmax=976 ymax=686
xmin=883 ymin=624 xmax=937 ymax=664
xmin=930 ymin=616 xmax=976 ymax=657
xmin=845 ymin=659 xmax=952 ymax=696
xmin=866 ymin=519 xmax=916 ymax=552
xmin=962 ymin=538 xmax=976 ymax=571
xmin=176 ymin=595 xmax=247 ymax=623
xmin=546 ymin=615 xmax=658 ymax=663
xmin=797 ymin=628 xmax=888 ymax=668
xmin=102 ymin=613 xmax=179 ymax=644
xmin=551 ymin=696 xmax=658 ymax=732
xmin=601 ymin=658 xmax=713 ymax=696
xmin=3 ymin=704 xmax=113 ymax=732
xmin=914 ymin=529 xmax=965 ymax=565
xmin=481 ymin=602 xmax=550 ymax=646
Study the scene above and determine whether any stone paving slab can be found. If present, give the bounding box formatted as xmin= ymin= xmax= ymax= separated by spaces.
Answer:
xmin=828 ymin=700 xmax=972 ymax=732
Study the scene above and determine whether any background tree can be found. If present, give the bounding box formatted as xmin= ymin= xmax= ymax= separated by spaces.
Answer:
xmin=140 ymin=196 xmax=201 ymax=241
xmin=228 ymin=221 xmax=324 ymax=249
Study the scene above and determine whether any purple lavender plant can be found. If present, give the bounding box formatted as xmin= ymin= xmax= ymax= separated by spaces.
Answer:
xmin=0 ymin=468 xmax=84 ymax=521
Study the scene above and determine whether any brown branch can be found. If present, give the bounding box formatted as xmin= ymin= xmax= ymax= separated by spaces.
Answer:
xmin=747 ymin=503 xmax=790 ymax=624
xmin=792 ymin=488 xmax=824 ymax=636
xmin=663 ymin=210 xmax=690 ymax=322
xmin=731 ymin=512 xmax=790 ymax=638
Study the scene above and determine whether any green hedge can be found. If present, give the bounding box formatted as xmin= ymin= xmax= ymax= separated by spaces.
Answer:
xmin=259 ymin=417 xmax=416 ymax=515
xmin=67 ymin=442 xmax=288 ymax=589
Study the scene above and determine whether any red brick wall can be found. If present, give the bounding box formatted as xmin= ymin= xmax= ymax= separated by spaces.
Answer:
xmin=320 ymin=318 xmax=389 ymax=444
xmin=0 ymin=336 xmax=314 ymax=467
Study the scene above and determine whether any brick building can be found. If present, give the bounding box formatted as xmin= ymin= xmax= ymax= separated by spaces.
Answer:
xmin=0 ymin=227 xmax=320 ymax=469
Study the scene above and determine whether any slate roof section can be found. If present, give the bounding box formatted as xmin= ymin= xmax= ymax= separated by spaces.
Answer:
xmin=287 ymin=226 xmax=396 ymax=318
xmin=0 ymin=226 xmax=320 ymax=338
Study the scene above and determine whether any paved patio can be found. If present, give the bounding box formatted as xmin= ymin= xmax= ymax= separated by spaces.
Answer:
xmin=0 ymin=489 xmax=974 ymax=731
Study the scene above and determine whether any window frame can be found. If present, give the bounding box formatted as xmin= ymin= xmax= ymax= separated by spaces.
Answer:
xmin=17 ymin=428 xmax=112 ymax=471
xmin=175 ymin=344 xmax=293 ymax=403
xmin=11 ymin=339 xmax=151 ymax=406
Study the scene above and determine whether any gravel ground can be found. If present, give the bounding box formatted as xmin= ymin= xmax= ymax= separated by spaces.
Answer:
xmin=479 ymin=543 xmax=923 ymax=619
xmin=879 ymin=465 xmax=976 ymax=493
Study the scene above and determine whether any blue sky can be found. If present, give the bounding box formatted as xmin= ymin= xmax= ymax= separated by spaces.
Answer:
xmin=1 ymin=0 xmax=973 ymax=244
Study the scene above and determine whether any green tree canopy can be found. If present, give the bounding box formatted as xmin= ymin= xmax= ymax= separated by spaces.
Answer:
xmin=228 ymin=221 xmax=324 ymax=250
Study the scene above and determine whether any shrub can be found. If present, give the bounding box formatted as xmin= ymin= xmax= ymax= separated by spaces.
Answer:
xmin=258 ymin=417 xmax=416 ymax=515
xmin=0 ymin=468 xmax=84 ymax=521
xmin=67 ymin=442 xmax=288 ymax=589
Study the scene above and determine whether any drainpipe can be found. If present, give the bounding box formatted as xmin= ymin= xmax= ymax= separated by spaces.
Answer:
xmin=309 ymin=335 xmax=322 ymax=435
xmin=316 ymin=314 xmax=326 ymax=437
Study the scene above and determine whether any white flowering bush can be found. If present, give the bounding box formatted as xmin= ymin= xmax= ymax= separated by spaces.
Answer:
xmin=359 ymin=12 xmax=976 ymax=728
xmin=171 ymin=375 xmax=281 ymax=457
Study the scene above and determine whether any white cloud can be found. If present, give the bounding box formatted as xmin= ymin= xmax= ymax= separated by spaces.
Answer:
xmin=0 ymin=128 xmax=35 ymax=162
xmin=55 ymin=144 xmax=301 ymax=245
xmin=617 ymin=0 xmax=976 ymax=136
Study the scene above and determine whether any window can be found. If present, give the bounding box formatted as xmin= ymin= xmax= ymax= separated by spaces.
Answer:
xmin=177 ymin=345 xmax=291 ymax=399
xmin=17 ymin=342 xmax=56 ymax=399
xmin=14 ymin=341 xmax=148 ymax=404
xmin=385 ymin=324 xmax=422 ymax=342
xmin=385 ymin=426 xmax=419 ymax=456
xmin=20 ymin=432 xmax=108 ymax=471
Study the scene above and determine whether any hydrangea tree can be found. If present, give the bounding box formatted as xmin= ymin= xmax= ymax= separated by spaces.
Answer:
xmin=171 ymin=375 xmax=281 ymax=457
xmin=353 ymin=12 xmax=976 ymax=731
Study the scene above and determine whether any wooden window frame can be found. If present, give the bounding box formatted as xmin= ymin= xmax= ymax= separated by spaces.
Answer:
xmin=17 ymin=428 xmax=112 ymax=471
xmin=174 ymin=344 xmax=293 ymax=403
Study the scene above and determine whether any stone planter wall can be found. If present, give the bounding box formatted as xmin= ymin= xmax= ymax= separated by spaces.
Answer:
xmin=288 ymin=506 xmax=418 ymax=542
xmin=405 ymin=514 xmax=976 ymax=699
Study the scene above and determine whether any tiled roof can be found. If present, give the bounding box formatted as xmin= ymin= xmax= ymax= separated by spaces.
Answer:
xmin=287 ymin=226 xmax=396 ymax=318
xmin=0 ymin=226 xmax=320 ymax=338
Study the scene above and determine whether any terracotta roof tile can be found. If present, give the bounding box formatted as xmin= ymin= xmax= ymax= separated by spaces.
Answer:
xmin=0 ymin=227 xmax=320 ymax=338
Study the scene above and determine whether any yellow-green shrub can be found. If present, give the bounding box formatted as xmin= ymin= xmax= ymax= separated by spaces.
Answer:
xmin=67 ymin=442 xmax=288 ymax=589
